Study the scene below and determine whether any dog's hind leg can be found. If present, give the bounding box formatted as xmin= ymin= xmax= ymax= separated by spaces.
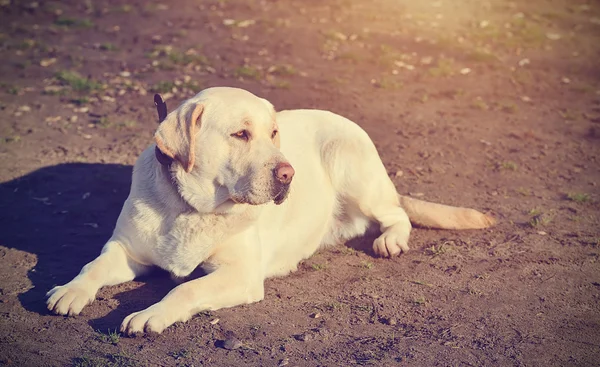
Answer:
xmin=323 ymin=126 xmax=411 ymax=258
xmin=46 ymin=241 xmax=150 ymax=316
xmin=350 ymin=166 xmax=412 ymax=258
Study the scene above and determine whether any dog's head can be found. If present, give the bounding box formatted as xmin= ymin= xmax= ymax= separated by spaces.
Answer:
xmin=154 ymin=87 xmax=294 ymax=212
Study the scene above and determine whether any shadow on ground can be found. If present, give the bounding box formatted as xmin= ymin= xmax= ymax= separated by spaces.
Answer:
xmin=0 ymin=163 xmax=133 ymax=313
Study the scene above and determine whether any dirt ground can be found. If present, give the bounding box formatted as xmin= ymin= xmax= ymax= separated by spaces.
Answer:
xmin=0 ymin=0 xmax=599 ymax=366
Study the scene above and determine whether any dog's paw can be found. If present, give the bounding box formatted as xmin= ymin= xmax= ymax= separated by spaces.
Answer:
xmin=373 ymin=229 xmax=410 ymax=257
xmin=46 ymin=284 xmax=95 ymax=316
xmin=120 ymin=304 xmax=188 ymax=336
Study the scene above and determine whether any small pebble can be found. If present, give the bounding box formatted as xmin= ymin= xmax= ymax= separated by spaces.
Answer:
xmin=40 ymin=58 xmax=57 ymax=67
xmin=294 ymin=332 xmax=313 ymax=342
xmin=518 ymin=58 xmax=530 ymax=67
xmin=221 ymin=337 xmax=243 ymax=350
xmin=520 ymin=96 xmax=532 ymax=102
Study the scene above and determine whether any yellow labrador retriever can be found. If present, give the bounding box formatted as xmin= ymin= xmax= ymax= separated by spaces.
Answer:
xmin=46 ymin=87 xmax=494 ymax=335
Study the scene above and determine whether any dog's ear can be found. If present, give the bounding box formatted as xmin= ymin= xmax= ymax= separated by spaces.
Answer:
xmin=154 ymin=103 xmax=204 ymax=173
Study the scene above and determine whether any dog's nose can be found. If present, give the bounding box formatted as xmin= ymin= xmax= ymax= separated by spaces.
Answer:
xmin=274 ymin=162 xmax=295 ymax=185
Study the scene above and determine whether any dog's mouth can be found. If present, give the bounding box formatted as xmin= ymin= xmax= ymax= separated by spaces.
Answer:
xmin=273 ymin=185 xmax=290 ymax=205
xmin=229 ymin=185 xmax=290 ymax=206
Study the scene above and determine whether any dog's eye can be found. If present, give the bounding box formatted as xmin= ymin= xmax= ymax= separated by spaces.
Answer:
xmin=232 ymin=130 xmax=249 ymax=141
xmin=271 ymin=130 xmax=278 ymax=139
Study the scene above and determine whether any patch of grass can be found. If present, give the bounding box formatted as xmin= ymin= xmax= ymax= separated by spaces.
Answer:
xmin=412 ymin=297 xmax=427 ymax=306
xmin=73 ymin=355 xmax=105 ymax=367
xmin=361 ymin=261 xmax=374 ymax=269
xmin=180 ymin=80 xmax=203 ymax=93
xmin=566 ymin=192 xmax=590 ymax=203
xmin=558 ymin=108 xmax=578 ymax=121
xmin=117 ymin=120 xmax=137 ymax=129
xmin=339 ymin=247 xmax=357 ymax=255
xmin=351 ymin=303 xmax=373 ymax=313
xmin=146 ymin=46 xmax=210 ymax=69
xmin=321 ymin=301 xmax=344 ymax=311
xmin=235 ymin=65 xmax=261 ymax=80
xmin=426 ymin=243 xmax=447 ymax=257
xmin=498 ymin=101 xmax=518 ymax=114
xmin=73 ymin=351 xmax=137 ymax=367
xmin=498 ymin=161 xmax=518 ymax=171
xmin=471 ymin=18 xmax=546 ymax=49
xmin=272 ymin=80 xmax=291 ymax=89
xmin=529 ymin=213 xmax=552 ymax=228
xmin=99 ymin=43 xmax=118 ymax=51
xmin=16 ymin=60 xmax=32 ymax=69
xmin=168 ymin=51 xmax=209 ymax=66
xmin=427 ymin=58 xmax=455 ymax=77
xmin=95 ymin=329 xmax=120 ymax=345
xmin=1 ymin=83 xmax=18 ymax=95
xmin=97 ymin=117 xmax=112 ymax=129
xmin=409 ymin=280 xmax=433 ymax=287
xmin=528 ymin=208 xmax=542 ymax=217
xmin=374 ymin=77 xmax=402 ymax=90
xmin=17 ymin=39 xmax=36 ymax=50
xmin=510 ymin=17 xmax=547 ymax=47
xmin=71 ymin=96 xmax=89 ymax=105
xmin=311 ymin=263 xmax=327 ymax=271
xmin=55 ymin=71 xmax=101 ymax=93
xmin=470 ymin=97 xmax=489 ymax=110
xmin=568 ymin=215 xmax=582 ymax=222
xmin=377 ymin=44 xmax=403 ymax=67
xmin=150 ymin=81 xmax=175 ymax=94
xmin=113 ymin=4 xmax=133 ymax=13
xmin=466 ymin=48 xmax=498 ymax=63
xmin=54 ymin=17 xmax=94 ymax=29
xmin=516 ymin=187 xmax=530 ymax=196
xmin=331 ymin=76 xmax=349 ymax=85
xmin=268 ymin=64 xmax=297 ymax=76
xmin=168 ymin=349 xmax=189 ymax=360
xmin=336 ymin=52 xmax=361 ymax=63
xmin=4 ymin=135 xmax=21 ymax=143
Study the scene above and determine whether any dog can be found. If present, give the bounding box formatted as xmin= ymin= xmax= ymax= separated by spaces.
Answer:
xmin=46 ymin=87 xmax=495 ymax=335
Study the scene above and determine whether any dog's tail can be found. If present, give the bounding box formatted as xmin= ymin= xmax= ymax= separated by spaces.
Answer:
xmin=399 ymin=195 xmax=496 ymax=230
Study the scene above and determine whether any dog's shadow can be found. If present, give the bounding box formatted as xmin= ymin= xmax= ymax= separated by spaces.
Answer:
xmin=0 ymin=163 xmax=173 ymax=326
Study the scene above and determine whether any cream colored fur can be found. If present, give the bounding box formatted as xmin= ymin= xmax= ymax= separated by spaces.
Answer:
xmin=46 ymin=87 xmax=495 ymax=335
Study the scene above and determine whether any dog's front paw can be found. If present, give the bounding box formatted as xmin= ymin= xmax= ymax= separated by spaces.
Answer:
xmin=120 ymin=304 xmax=188 ymax=336
xmin=373 ymin=229 xmax=410 ymax=257
xmin=46 ymin=284 xmax=95 ymax=316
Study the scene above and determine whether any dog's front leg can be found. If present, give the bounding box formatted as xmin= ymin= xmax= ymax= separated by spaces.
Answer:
xmin=121 ymin=231 xmax=264 ymax=335
xmin=120 ymin=263 xmax=263 ymax=335
xmin=46 ymin=241 xmax=150 ymax=316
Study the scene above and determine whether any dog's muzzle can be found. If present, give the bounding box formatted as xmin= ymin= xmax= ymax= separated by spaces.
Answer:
xmin=272 ymin=162 xmax=294 ymax=205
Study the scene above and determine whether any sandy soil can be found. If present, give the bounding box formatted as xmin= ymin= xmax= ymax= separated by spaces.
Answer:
xmin=0 ymin=0 xmax=599 ymax=366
